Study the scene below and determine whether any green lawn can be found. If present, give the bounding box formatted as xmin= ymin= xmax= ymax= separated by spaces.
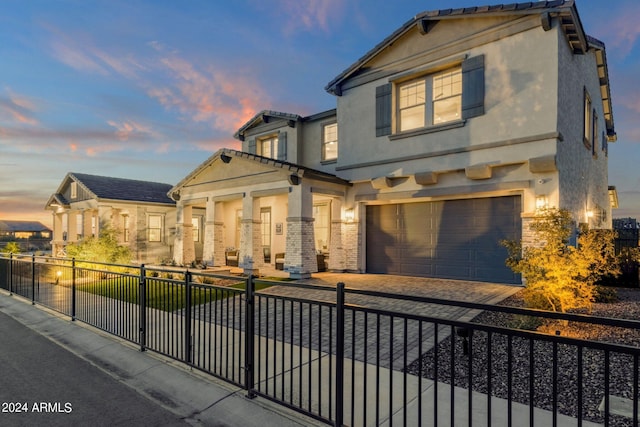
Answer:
xmin=79 ymin=276 xmax=251 ymax=312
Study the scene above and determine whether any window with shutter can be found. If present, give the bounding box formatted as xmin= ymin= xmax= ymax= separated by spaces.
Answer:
xmin=277 ymin=132 xmax=287 ymax=161
xmin=380 ymin=54 xmax=485 ymax=137
xmin=375 ymin=83 xmax=392 ymax=136
xmin=583 ymin=88 xmax=592 ymax=149
xmin=461 ymin=55 xmax=485 ymax=119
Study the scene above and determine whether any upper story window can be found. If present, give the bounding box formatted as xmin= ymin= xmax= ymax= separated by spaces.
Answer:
xmin=322 ymin=122 xmax=338 ymax=161
xmin=148 ymin=214 xmax=162 ymax=242
xmin=583 ymin=88 xmax=592 ymax=149
xmin=248 ymin=132 xmax=287 ymax=161
xmin=376 ymin=55 xmax=484 ymax=137
xmin=260 ymin=135 xmax=278 ymax=159
xmin=70 ymin=182 xmax=77 ymax=199
xmin=398 ymin=68 xmax=462 ymax=132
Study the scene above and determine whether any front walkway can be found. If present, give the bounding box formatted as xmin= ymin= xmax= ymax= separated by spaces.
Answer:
xmin=259 ymin=270 xmax=520 ymax=320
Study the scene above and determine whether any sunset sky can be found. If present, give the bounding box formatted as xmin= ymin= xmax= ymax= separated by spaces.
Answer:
xmin=1 ymin=0 xmax=639 ymax=228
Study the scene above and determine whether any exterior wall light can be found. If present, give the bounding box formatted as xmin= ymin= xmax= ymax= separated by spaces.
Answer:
xmin=535 ymin=195 xmax=548 ymax=211
xmin=345 ymin=208 xmax=355 ymax=222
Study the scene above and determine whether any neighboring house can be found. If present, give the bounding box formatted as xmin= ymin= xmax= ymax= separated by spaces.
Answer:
xmin=45 ymin=173 xmax=177 ymax=263
xmin=170 ymin=1 xmax=617 ymax=284
xmin=0 ymin=220 xmax=52 ymax=252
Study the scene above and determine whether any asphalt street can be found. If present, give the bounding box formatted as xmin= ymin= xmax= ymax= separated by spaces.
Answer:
xmin=0 ymin=310 xmax=189 ymax=427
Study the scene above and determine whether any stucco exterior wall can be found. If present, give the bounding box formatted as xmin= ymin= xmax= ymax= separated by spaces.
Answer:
xmin=556 ymin=30 xmax=611 ymax=228
xmin=334 ymin=19 xmax=559 ymax=184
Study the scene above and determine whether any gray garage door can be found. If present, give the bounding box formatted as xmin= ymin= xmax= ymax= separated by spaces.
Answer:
xmin=366 ymin=196 xmax=521 ymax=284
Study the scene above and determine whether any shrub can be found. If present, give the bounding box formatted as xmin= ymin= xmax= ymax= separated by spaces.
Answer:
xmin=1 ymin=242 xmax=21 ymax=254
xmin=502 ymin=208 xmax=620 ymax=313
xmin=65 ymin=226 xmax=132 ymax=272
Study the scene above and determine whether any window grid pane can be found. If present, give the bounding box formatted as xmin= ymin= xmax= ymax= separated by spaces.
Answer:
xmin=148 ymin=215 xmax=162 ymax=242
xmin=322 ymin=123 xmax=338 ymax=160
xmin=432 ymin=68 xmax=462 ymax=124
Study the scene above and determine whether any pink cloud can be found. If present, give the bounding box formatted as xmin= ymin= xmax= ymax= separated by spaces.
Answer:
xmin=47 ymin=27 xmax=143 ymax=79
xmin=591 ymin=4 xmax=640 ymax=58
xmin=148 ymin=56 xmax=268 ymax=132
xmin=107 ymin=120 xmax=159 ymax=141
xmin=0 ymin=89 xmax=39 ymax=126
xmin=269 ymin=0 xmax=345 ymax=34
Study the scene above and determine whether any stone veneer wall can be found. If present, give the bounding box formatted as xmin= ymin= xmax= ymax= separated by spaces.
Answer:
xmin=328 ymin=220 xmax=345 ymax=271
xmin=285 ymin=217 xmax=316 ymax=278
xmin=240 ymin=219 xmax=263 ymax=272
xmin=342 ymin=221 xmax=361 ymax=272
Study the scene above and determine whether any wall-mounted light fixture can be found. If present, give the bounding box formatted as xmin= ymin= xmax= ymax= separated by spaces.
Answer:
xmin=535 ymin=195 xmax=549 ymax=211
xmin=345 ymin=208 xmax=355 ymax=222
xmin=288 ymin=174 xmax=300 ymax=185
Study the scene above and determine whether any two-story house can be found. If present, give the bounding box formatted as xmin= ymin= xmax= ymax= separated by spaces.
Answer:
xmin=170 ymin=1 xmax=617 ymax=284
xmin=45 ymin=173 xmax=178 ymax=263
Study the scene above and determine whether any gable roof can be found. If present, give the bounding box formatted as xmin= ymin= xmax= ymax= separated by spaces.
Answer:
xmin=234 ymin=110 xmax=302 ymax=141
xmin=324 ymin=0 xmax=615 ymax=139
xmin=46 ymin=172 xmax=175 ymax=208
xmin=326 ymin=1 xmax=584 ymax=96
xmin=169 ymin=148 xmax=350 ymax=199
xmin=0 ymin=220 xmax=51 ymax=233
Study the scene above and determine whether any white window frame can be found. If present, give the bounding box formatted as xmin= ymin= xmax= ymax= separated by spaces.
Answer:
xmin=192 ymin=216 xmax=200 ymax=242
xmin=584 ymin=88 xmax=592 ymax=148
xmin=122 ymin=215 xmax=130 ymax=243
xmin=396 ymin=66 xmax=462 ymax=132
xmin=259 ymin=135 xmax=278 ymax=159
xmin=322 ymin=122 xmax=338 ymax=161
xmin=148 ymin=214 xmax=163 ymax=242
xmin=313 ymin=202 xmax=330 ymax=252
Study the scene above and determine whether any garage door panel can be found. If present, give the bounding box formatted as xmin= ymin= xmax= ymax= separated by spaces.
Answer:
xmin=366 ymin=196 xmax=521 ymax=284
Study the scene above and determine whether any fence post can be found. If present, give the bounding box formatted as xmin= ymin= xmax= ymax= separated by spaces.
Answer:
xmin=9 ymin=253 xmax=13 ymax=295
xmin=31 ymin=254 xmax=36 ymax=305
xmin=71 ymin=258 xmax=76 ymax=321
xmin=245 ymin=274 xmax=256 ymax=398
xmin=139 ymin=264 xmax=146 ymax=352
xmin=184 ymin=270 xmax=192 ymax=364
xmin=335 ymin=282 xmax=345 ymax=427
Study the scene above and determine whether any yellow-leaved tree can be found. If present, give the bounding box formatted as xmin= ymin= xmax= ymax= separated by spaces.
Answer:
xmin=502 ymin=208 xmax=620 ymax=313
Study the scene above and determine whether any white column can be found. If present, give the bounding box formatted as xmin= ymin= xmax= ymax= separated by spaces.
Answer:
xmin=202 ymin=198 xmax=216 ymax=266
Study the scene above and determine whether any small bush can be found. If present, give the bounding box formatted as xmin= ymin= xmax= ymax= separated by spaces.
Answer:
xmin=594 ymin=285 xmax=619 ymax=303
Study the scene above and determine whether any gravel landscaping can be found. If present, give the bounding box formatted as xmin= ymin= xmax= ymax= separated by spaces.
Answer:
xmin=406 ymin=287 xmax=640 ymax=425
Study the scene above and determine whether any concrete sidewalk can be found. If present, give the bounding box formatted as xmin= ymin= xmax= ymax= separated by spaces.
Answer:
xmin=0 ymin=290 xmax=320 ymax=427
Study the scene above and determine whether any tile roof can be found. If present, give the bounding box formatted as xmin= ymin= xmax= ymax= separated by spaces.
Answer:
xmin=325 ymin=1 xmax=577 ymax=95
xmin=71 ymin=173 xmax=175 ymax=205
xmin=0 ymin=220 xmax=51 ymax=232
xmin=234 ymin=110 xmax=302 ymax=140
xmin=170 ymin=148 xmax=350 ymax=198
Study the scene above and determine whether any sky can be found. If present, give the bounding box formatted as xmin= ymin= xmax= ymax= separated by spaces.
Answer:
xmin=1 ymin=0 xmax=639 ymax=228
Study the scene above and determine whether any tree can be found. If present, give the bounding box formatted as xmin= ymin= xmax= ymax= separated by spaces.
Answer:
xmin=65 ymin=226 xmax=132 ymax=268
xmin=1 ymin=242 xmax=21 ymax=254
xmin=502 ymin=208 xmax=620 ymax=313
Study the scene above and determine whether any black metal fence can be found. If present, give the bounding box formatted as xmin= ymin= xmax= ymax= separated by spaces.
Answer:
xmin=1 ymin=253 xmax=640 ymax=426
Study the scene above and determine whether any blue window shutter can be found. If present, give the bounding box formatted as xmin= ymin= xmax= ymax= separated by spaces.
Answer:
xmin=462 ymin=55 xmax=485 ymax=119
xmin=277 ymin=132 xmax=287 ymax=161
xmin=376 ymin=83 xmax=392 ymax=136
xmin=248 ymin=139 xmax=256 ymax=154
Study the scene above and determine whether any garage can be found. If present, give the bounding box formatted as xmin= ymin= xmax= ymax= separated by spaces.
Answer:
xmin=365 ymin=196 xmax=521 ymax=284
